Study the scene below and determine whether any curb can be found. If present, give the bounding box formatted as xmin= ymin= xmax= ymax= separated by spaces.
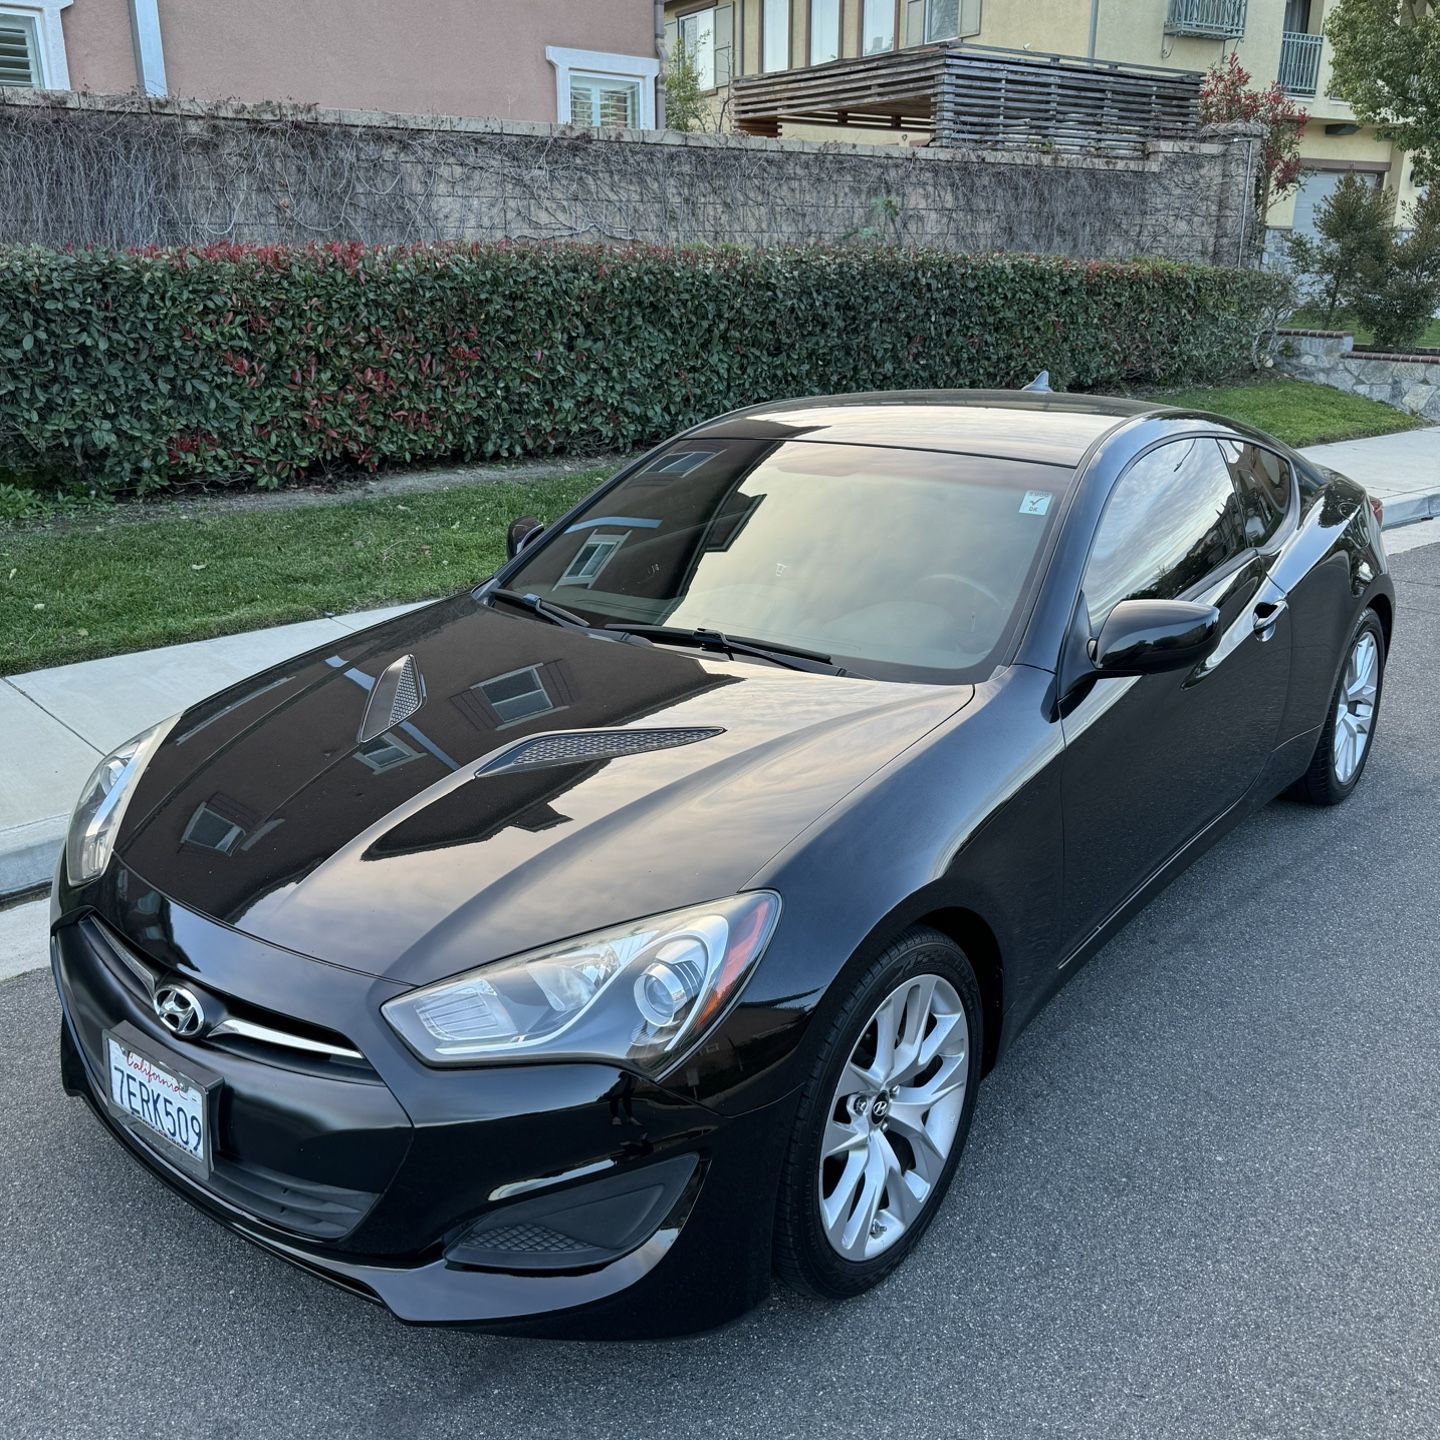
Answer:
xmin=0 ymin=815 xmax=64 ymax=902
xmin=1383 ymin=492 xmax=1440 ymax=530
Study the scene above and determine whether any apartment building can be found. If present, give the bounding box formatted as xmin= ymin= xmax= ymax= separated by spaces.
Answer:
xmin=0 ymin=0 xmax=660 ymax=126
xmin=662 ymin=0 xmax=1424 ymax=241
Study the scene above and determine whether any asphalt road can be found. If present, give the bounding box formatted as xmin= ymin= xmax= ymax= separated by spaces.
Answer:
xmin=5 ymin=541 xmax=1440 ymax=1440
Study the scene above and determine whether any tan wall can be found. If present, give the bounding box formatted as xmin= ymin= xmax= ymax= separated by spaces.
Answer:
xmin=64 ymin=0 xmax=655 ymax=120
xmin=62 ymin=0 xmax=142 ymax=92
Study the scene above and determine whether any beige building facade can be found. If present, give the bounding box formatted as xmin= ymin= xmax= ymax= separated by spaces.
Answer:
xmin=662 ymin=0 xmax=1424 ymax=238
xmin=0 ymin=0 xmax=660 ymax=126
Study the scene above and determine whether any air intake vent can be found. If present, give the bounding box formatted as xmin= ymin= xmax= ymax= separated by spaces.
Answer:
xmin=477 ymin=727 xmax=723 ymax=776
xmin=358 ymin=654 xmax=426 ymax=743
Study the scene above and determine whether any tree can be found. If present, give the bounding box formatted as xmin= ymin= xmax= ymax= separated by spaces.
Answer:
xmin=1290 ymin=181 xmax=1440 ymax=349
xmin=664 ymin=42 xmax=708 ymax=133
xmin=1350 ymin=186 xmax=1440 ymax=350
xmin=1198 ymin=53 xmax=1308 ymax=219
xmin=1326 ymin=0 xmax=1440 ymax=185
xmin=1285 ymin=174 xmax=1392 ymax=323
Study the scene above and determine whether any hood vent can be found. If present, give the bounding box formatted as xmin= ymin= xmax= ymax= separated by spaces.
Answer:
xmin=477 ymin=727 xmax=724 ymax=776
xmin=358 ymin=654 xmax=426 ymax=743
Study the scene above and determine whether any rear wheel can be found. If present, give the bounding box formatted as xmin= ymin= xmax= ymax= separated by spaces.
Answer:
xmin=1291 ymin=610 xmax=1385 ymax=806
xmin=774 ymin=927 xmax=982 ymax=1299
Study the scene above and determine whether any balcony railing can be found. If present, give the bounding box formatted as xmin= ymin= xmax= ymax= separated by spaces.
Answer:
xmin=1279 ymin=31 xmax=1322 ymax=95
xmin=1164 ymin=0 xmax=1247 ymax=39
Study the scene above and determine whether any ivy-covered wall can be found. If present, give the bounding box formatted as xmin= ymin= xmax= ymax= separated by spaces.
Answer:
xmin=0 ymin=91 xmax=1262 ymax=268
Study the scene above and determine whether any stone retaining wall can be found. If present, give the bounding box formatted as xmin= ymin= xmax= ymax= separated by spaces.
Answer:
xmin=1278 ymin=330 xmax=1440 ymax=423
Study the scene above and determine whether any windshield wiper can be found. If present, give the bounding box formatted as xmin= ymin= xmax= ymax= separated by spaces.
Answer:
xmin=603 ymin=624 xmax=845 ymax=675
xmin=485 ymin=588 xmax=595 ymax=631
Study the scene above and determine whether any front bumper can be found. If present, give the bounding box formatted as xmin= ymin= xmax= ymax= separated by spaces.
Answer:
xmin=52 ymin=888 xmax=800 ymax=1339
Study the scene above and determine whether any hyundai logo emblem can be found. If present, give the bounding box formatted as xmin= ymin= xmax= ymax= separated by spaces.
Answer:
xmin=153 ymin=984 xmax=205 ymax=1039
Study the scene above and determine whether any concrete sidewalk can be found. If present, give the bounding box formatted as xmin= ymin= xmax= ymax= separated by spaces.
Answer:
xmin=0 ymin=601 xmax=422 ymax=897
xmin=1304 ymin=428 xmax=1440 ymax=527
xmin=1 ymin=426 xmax=1435 ymax=899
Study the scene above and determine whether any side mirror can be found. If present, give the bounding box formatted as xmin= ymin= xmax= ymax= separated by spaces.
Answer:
xmin=1092 ymin=599 xmax=1220 ymax=677
xmin=505 ymin=516 xmax=545 ymax=561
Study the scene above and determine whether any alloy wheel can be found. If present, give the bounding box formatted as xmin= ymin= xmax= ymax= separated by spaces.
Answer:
xmin=818 ymin=972 xmax=970 ymax=1261
xmin=1332 ymin=631 xmax=1379 ymax=785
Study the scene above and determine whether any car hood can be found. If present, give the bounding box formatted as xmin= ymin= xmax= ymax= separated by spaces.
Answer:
xmin=118 ymin=594 xmax=971 ymax=985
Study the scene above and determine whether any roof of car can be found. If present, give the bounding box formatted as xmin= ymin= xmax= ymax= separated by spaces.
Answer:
xmin=692 ymin=390 xmax=1166 ymax=468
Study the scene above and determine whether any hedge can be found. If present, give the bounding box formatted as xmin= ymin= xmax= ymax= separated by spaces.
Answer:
xmin=0 ymin=242 xmax=1287 ymax=496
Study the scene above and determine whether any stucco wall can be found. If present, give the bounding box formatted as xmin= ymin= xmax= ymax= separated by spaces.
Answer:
xmin=0 ymin=90 xmax=1263 ymax=268
xmin=60 ymin=0 xmax=139 ymax=92
xmin=61 ymin=0 xmax=655 ymax=121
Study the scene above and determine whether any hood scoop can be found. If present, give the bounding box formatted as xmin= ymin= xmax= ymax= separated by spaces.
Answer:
xmin=358 ymin=654 xmax=426 ymax=743
xmin=477 ymin=727 xmax=724 ymax=777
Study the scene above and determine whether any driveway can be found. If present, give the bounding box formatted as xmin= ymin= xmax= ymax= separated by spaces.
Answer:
xmin=4 ymin=543 xmax=1440 ymax=1440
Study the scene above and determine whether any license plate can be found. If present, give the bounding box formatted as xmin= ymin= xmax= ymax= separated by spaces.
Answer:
xmin=105 ymin=1033 xmax=208 ymax=1167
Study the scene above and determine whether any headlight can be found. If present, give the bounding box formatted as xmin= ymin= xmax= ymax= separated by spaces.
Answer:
xmin=64 ymin=717 xmax=176 ymax=885
xmin=381 ymin=892 xmax=780 ymax=1072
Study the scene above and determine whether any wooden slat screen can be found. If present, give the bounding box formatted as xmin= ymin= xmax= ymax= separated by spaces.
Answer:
xmin=733 ymin=43 xmax=1201 ymax=153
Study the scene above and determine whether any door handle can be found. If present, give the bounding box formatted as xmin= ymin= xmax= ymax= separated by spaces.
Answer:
xmin=1253 ymin=598 xmax=1287 ymax=639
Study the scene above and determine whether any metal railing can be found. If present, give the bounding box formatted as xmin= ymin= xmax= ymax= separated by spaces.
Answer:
xmin=1164 ymin=0 xmax=1247 ymax=39
xmin=1279 ymin=31 xmax=1323 ymax=95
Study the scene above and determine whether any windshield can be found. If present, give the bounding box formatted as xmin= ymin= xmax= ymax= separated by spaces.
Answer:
xmin=504 ymin=438 xmax=1069 ymax=681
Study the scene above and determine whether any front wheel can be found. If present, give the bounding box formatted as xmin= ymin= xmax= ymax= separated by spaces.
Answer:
xmin=774 ymin=927 xmax=982 ymax=1299
xmin=1290 ymin=609 xmax=1386 ymax=806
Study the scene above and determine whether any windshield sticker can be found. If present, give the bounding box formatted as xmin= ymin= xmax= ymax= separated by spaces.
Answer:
xmin=1019 ymin=491 xmax=1053 ymax=516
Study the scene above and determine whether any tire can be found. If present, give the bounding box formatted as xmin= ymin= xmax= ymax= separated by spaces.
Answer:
xmin=774 ymin=926 xmax=983 ymax=1300
xmin=1290 ymin=608 xmax=1386 ymax=807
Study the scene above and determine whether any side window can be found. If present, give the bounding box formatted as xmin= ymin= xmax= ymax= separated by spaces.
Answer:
xmin=1219 ymin=440 xmax=1291 ymax=549
xmin=1083 ymin=439 xmax=1247 ymax=631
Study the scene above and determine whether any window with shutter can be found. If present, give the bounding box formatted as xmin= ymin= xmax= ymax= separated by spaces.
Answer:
xmin=0 ymin=13 xmax=40 ymax=86
xmin=712 ymin=3 xmax=733 ymax=87
xmin=678 ymin=7 xmax=717 ymax=90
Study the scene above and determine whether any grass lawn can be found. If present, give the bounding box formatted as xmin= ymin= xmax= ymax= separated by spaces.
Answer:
xmin=1145 ymin=377 xmax=1422 ymax=448
xmin=1288 ymin=307 xmax=1440 ymax=351
xmin=1 ymin=469 xmax=605 ymax=675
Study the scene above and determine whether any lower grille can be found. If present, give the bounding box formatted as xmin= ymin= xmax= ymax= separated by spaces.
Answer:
xmin=474 ymin=1222 xmax=594 ymax=1256
xmin=209 ymin=1156 xmax=378 ymax=1241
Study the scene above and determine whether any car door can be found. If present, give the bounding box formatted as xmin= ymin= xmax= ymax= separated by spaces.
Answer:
xmin=1058 ymin=436 xmax=1292 ymax=953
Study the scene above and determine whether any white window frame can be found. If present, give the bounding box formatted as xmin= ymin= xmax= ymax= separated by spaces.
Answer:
xmin=0 ymin=0 xmax=72 ymax=88
xmin=568 ymin=72 xmax=644 ymax=128
xmin=546 ymin=45 xmax=658 ymax=128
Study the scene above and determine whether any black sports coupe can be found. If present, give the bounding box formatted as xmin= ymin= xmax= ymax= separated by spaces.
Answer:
xmin=52 ymin=391 xmax=1393 ymax=1338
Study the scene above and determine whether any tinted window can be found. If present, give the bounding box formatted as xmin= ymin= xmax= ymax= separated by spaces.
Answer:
xmin=1084 ymin=439 xmax=1247 ymax=629
xmin=1219 ymin=439 xmax=1291 ymax=548
xmin=506 ymin=439 xmax=1070 ymax=681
